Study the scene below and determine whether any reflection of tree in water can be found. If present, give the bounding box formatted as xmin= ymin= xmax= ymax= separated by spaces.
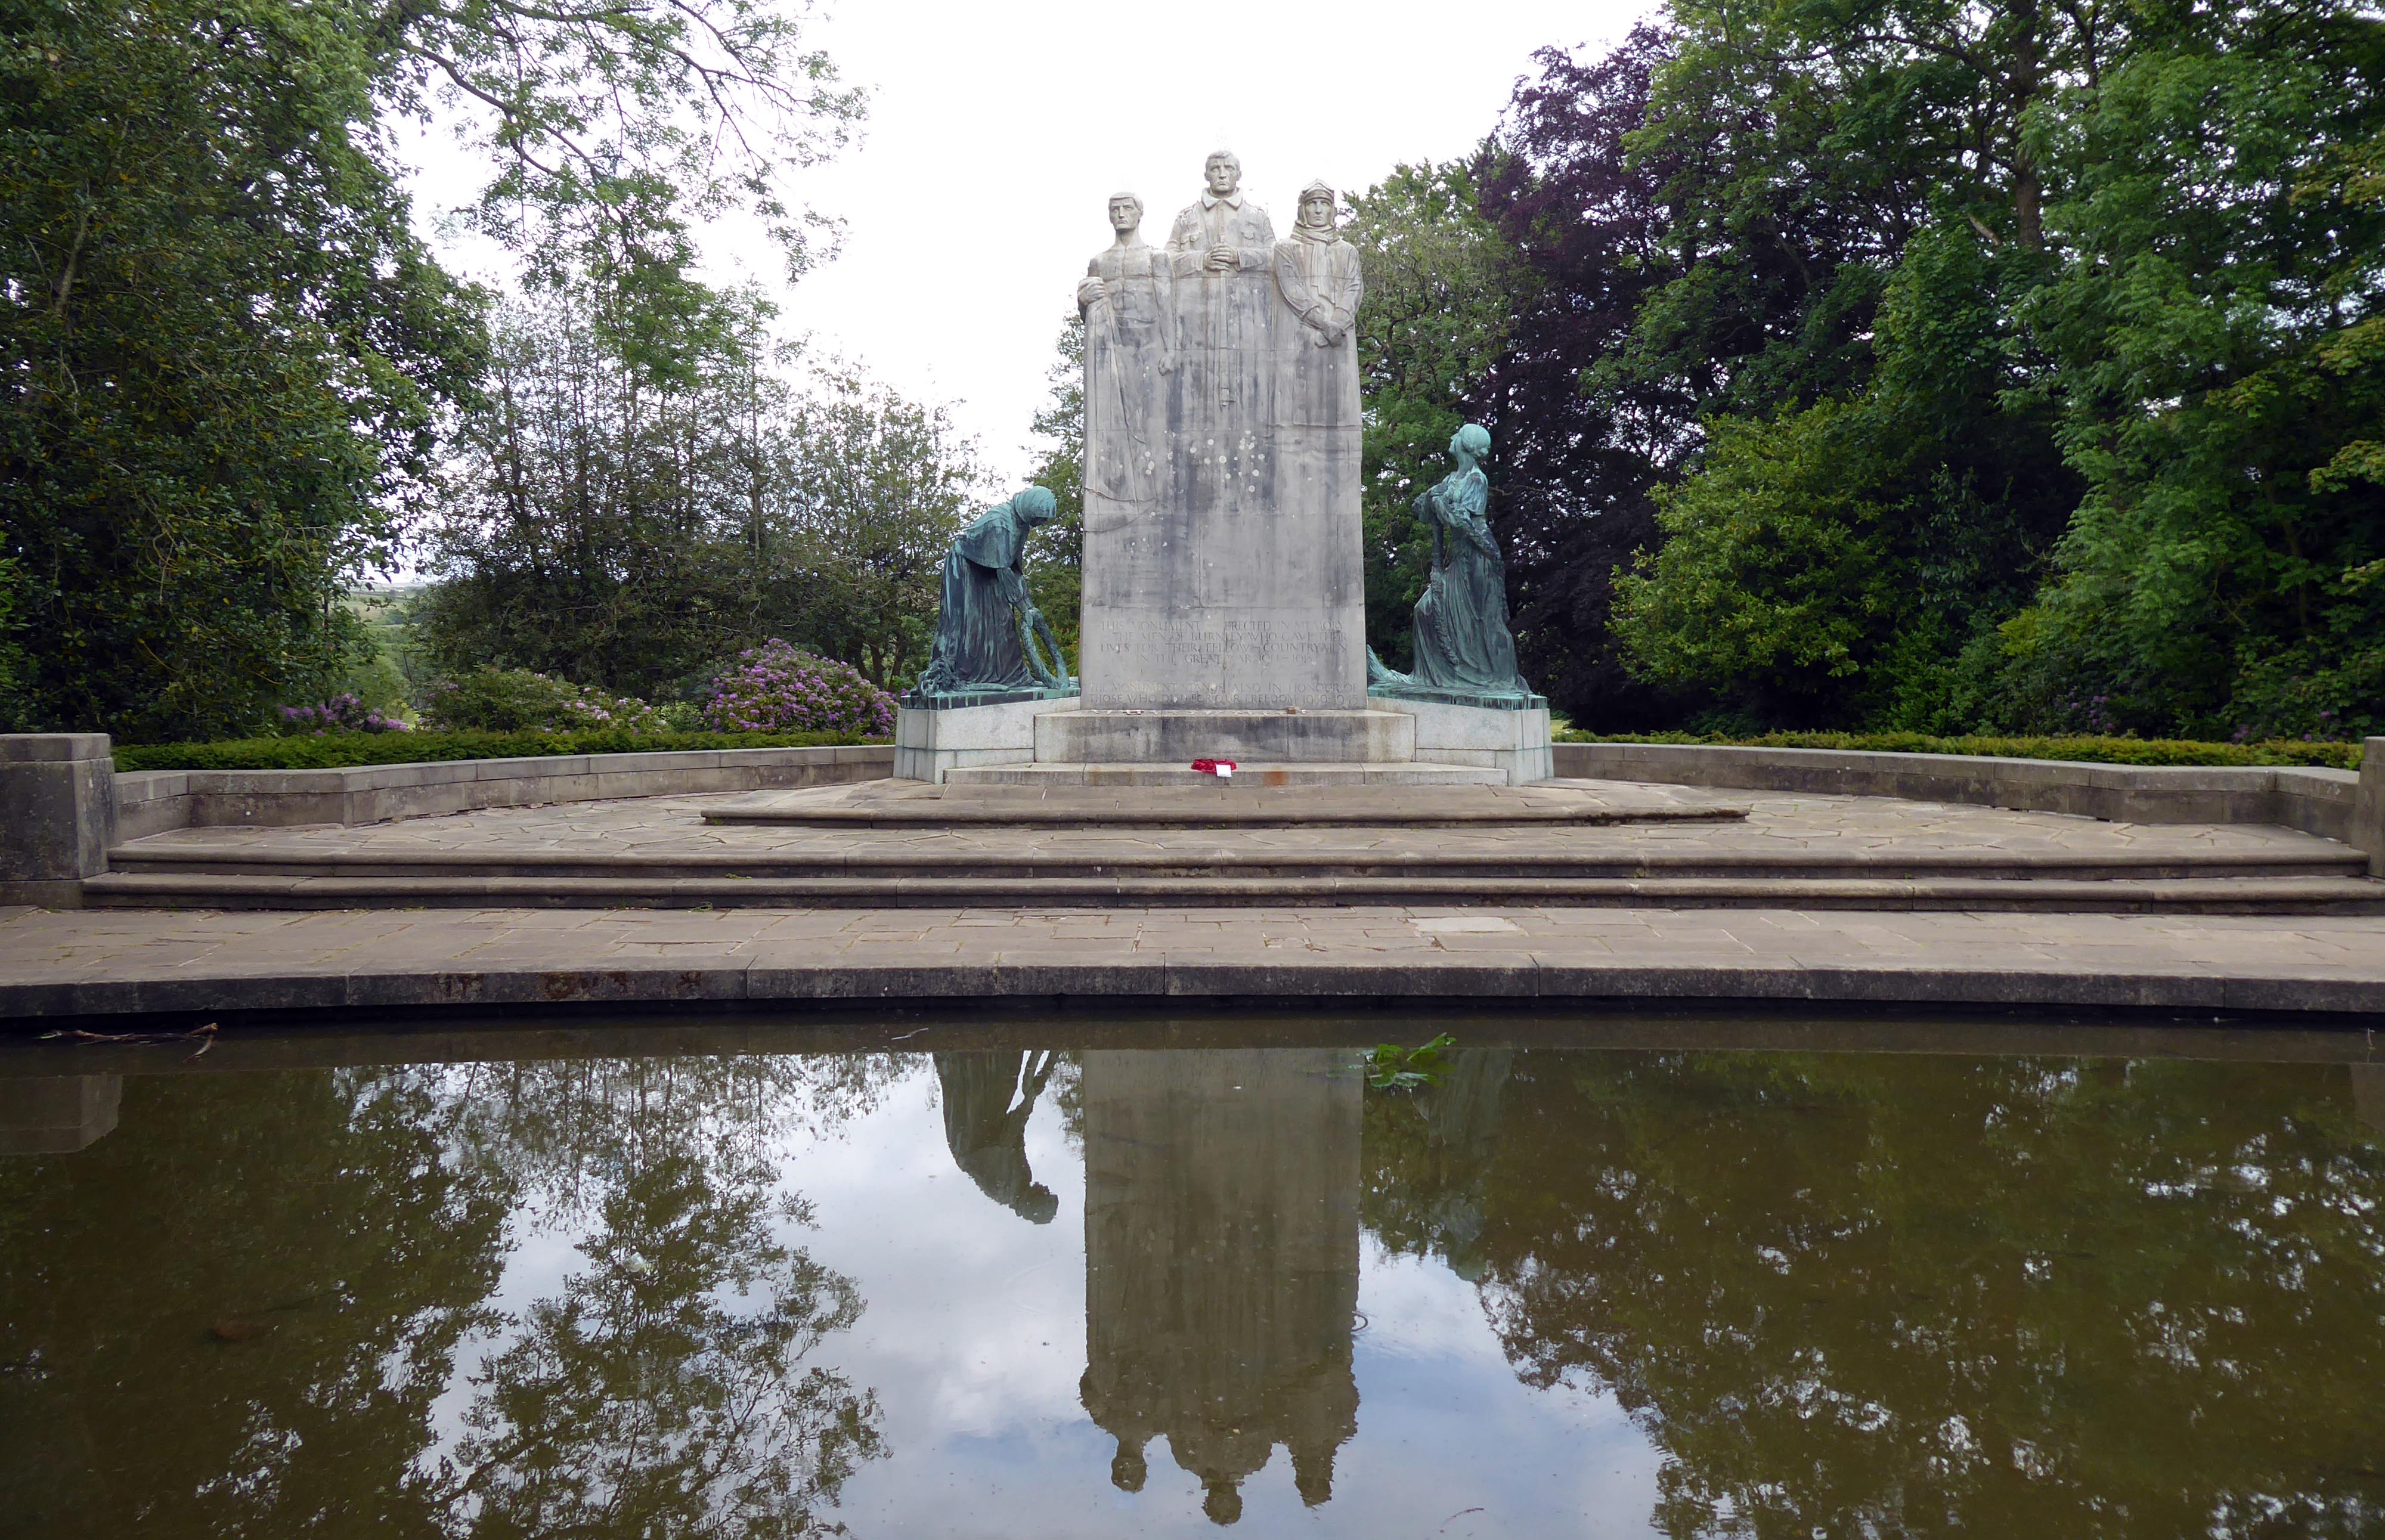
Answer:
xmin=1359 ymin=1049 xmax=1512 ymax=1280
xmin=0 ymin=1052 xmax=897 ymax=1539
xmin=1430 ymin=1052 xmax=2385 ymax=1538
xmin=438 ymin=1148 xmax=877 ymax=1539
xmin=934 ymin=1051 xmax=1060 ymax=1223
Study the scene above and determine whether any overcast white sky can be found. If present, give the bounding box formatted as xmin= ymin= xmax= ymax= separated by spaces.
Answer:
xmin=398 ymin=0 xmax=1654 ymax=487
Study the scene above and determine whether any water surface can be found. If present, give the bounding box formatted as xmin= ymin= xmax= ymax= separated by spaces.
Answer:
xmin=3 ymin=1018 xmax=2382 ymax=1537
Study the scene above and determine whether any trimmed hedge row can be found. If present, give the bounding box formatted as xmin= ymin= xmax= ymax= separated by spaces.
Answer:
xmin=1554 ymin=730 xmax=2365 ymax=771
xmin=113 ymin=729 xmax=888 ymax=772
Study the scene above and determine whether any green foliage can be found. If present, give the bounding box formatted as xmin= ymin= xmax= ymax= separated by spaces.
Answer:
xmin=698 ymin=639 xmax=896 ymax=737
xmin=1367 ymin=1034 xmax=1458 ymax=1092
xmin=111 ymin=727 xmax=876 ymax=771
xmin=412 ymin=294 xmax=986 ymax=695
xmin=1553 ymin=729 xmax=2365 ymax=770
xmin=1346 ymin=164 xmax=1523 ymax=670
xmin=1 ymin=0 xmax=484 ymax=740
xmin=2011 ymin=4 xmax=2385 ymax=739
xmin=419 ymin=667 xmax=670 ymax=734
xmin=1508 ymin=0 xmax=2380 ymax=739
xmin=1021 ymin=316 xmax=1086 ymax=664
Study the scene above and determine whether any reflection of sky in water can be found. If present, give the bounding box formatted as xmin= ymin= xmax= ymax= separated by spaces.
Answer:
xmin=415 ymin=1054 xmax=1658 ymax=1536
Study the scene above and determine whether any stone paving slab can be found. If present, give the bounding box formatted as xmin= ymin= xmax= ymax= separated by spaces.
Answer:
xmin=110 ymin=786 xmax=2359 ymax=863
xmin=6 ymin=901 xmax=2384 ymax=1018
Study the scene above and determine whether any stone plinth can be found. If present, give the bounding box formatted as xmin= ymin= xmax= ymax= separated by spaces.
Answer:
xmin=1 ymin=734 xmax=115 ymax=907
xmin=896 ymin=695 xmax=1080 ymax=785
xmin=1033 ymin=709 xmax=1412 ymax=766
xmin=942 ymin=760 xmax=1504 ymax=788
xmin=1371 ymin=695 xmax=1553 ymax=786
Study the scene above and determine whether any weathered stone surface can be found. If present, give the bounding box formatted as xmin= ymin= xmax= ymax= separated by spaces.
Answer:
xmin=1079 ymin=157 xmax=1364 ymax=711
xmin=894 ymin=695 xmax=1081 ymax=785
xmin=1034 ymin=708 xmax=1413 ymax=765
xmin=0 ymin=734 xmax=116 ymax=905
xmin=10 ymin=901 xmax=2385 ymax=1020
xmin=1379 ymin=696 xmax=1554 ymax=785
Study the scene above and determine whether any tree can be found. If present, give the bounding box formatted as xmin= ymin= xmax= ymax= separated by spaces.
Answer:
xmin=1 ymin=0 xmax=484 ymax=740
xmin=1021 ymin=317 xmax=1086 ymax=663
xmin=1466 ymin=29 xmax=1693 ymax=727
xmin=413 ymin=292 xmax=983 ymax=695
xmin=2007 ymin=0 xmax=2385 ymax=739
xmin=1345 ymin=163 xmax=1525 ymax=670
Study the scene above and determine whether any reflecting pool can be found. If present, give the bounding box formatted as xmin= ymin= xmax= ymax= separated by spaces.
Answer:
xmin=4 ymin=1018 xmax=2383 ymax=1537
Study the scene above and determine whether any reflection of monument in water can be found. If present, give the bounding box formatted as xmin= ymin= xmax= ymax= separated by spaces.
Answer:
xmin=1078 ymin=1049 xmax=1361 ymax=1524
xmin=933 ymin=1052 xmax=1060 ymax=1224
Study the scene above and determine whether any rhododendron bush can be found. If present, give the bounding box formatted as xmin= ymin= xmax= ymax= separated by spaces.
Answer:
xmin=701 ymin=641 xmax=894 ymax=737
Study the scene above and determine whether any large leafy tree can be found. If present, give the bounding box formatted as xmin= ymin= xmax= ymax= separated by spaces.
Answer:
xmin=414 ymin=292 xmax=983 ymax=695
xmin=1 ymin=0 xmax=484 ymax=740
xmin=2 ymin=0 xmax=860 ymax=740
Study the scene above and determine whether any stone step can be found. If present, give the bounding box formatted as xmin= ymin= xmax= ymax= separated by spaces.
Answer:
xmin=705 ymin=778 xmax=1738 ymax=826
xmin=945 ymin=760 xmax=1505 ymax=787
xmin=101 ymin=843 xmax=2369 ymax=882
xmin=79 ymin=871 xmax=2385 ymax=913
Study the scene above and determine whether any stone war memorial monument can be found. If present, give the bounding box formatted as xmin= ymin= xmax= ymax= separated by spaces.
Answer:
xmin=896 ymin=150 xmax=1551 ymax=785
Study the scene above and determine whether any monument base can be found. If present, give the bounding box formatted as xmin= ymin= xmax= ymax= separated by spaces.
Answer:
xmin=1032 ymin=709 xmax=1415 ymax=766
xmin=916 ymin=703 xmax=1545 ymax=786
xmin=895 ymin=694 xmax=1081 ymax=785
xmin=1370 ymin=693 xmax=1554 ymax=786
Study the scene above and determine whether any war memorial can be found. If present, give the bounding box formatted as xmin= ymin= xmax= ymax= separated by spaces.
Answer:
xmin=0 ymin=151 xmax=2381 ymax=1015
xmin=4 ymin=151 xmax=2385 ymax=1540
xmin=893 ymin=153 xmax=1551 ymax=789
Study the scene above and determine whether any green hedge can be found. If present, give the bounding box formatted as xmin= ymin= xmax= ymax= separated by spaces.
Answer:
xmin=113 ymin=729 xmax=887 ymax=772
xmin=1554 ymin=730 xmax=2365 ymax=770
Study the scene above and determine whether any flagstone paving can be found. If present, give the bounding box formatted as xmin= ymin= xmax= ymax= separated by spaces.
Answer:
xmin=6 ymin=900 xmax=2384 ymax=1018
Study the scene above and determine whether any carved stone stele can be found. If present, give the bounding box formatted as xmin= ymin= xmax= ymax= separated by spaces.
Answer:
xmin=1077 ymin=156 xmax=1366 ymax=710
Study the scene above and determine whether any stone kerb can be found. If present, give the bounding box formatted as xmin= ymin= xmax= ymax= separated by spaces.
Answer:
xmin=0 ymin=734 xmax=117 ymax=907
xmin=117 ymin=744 xmax=893 ymax=840
xmin=1553 ymin=740 xmax=2365 ymax=842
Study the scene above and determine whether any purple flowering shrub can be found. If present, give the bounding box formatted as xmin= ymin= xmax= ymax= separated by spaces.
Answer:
xmin=420 ymin=668 xmax=670 ymax=734
xmin=276 ymin=693 xmax=410 ymax=735
xmin=700 ymin=640 xmax=894 ymax=737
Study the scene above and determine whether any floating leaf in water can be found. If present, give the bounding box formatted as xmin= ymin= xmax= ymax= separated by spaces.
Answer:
xmin=1367 ymin=1033 xmax=1456 ymax=1091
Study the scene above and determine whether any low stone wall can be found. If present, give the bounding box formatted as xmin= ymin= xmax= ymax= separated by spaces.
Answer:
xmin=114 ymin=745 xmax=894 ymax=839
xmin=1554 ymin=740 xmax=2382 ymax=864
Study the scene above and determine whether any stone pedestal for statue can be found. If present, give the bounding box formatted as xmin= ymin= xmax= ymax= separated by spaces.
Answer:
xmin=894 ymin=692 xmax=1080 ymax=785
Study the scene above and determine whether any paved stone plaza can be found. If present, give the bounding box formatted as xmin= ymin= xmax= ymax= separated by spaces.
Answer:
xmin=98 ymin=783 xmax=2358 ymax=864
xmin=7 ymin=784 xmax=2384 ymax=1016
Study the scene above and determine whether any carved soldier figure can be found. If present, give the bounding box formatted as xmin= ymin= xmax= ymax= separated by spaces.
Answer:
xmin=1167 ymin=150 xmax=1275 ymax=416
xmin=1272 ymin=179 xmax=1363 ymax=433
xmin=1077 ymin=192 xmax=1175 ymax=504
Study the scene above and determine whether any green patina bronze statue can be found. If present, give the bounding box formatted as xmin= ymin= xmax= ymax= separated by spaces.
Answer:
xmin=913 ymin=486 xmax=1074 ymax=699
xmin=1369 ymin=424 xmax=1536 ymax=702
